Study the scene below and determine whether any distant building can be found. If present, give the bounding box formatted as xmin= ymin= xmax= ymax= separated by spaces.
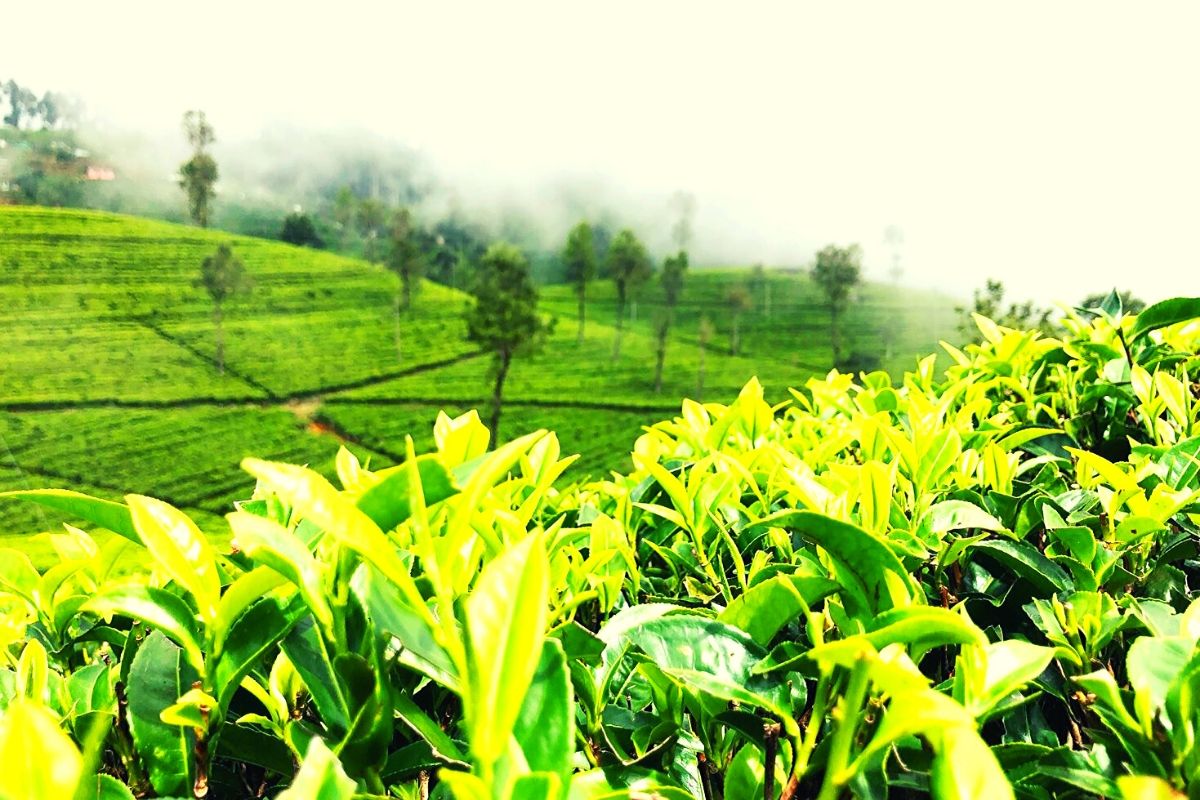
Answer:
xmin=85 ymin=165 xmax=116 ymax=181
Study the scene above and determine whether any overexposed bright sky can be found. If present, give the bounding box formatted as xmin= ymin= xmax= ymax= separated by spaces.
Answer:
xmin=6 ymin=1 xmax=1200 ymax=303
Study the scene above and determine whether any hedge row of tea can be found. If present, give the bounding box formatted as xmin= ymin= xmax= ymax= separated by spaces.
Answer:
xmin=0 ymin=296 xmax=1197 ymax=800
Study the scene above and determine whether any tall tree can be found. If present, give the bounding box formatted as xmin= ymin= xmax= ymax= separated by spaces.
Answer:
xmin=697 ymin=316 xmax=715 ymax=402
xmin=386 ymin=208 xmax=424 ymax=360
xmin=196 ymin=243 xmax=246 ymax=375
xmin=387 ymin=208 xmax=424 ymax=310
xmin=748 ymin=263 xmax=771 ymax=316
xmin=812 ymin=244 xmax=863 ymax=368
xmin=178 ymin=110 xmax=218 ymax=228
xmin=357 ymin=198 xmax=386 ymax=263
xmin=2 ymin=80 xmax=37 ymax=128
xmin=591 ymin=223 xmax=614 ymax=274
xmin=563 ymin=221 xmax=597 ymax=343
xmin=332 ymin=186 xmax=357 ymax=249
xmin=606 ymin=229 xmax=652 ymax=360
xmin=670 ymin=191 xmax=696 ymax=251
xmin=465 ymin=242 xmax=549 ymax=440
xmin=725 ymin=284 xmax=752 ymax=356
xmin=653 ymin=251 xmax=688 ymax=393
xmin=36 ymin=92 xmax=61 ymax=129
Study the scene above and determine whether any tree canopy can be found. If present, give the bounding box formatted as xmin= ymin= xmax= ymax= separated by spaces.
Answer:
xmin=280 ymin=212 xmax=324 ymax=248
xmin=465 ymin=241 xmax=549 ymax=437
xmin=178 ymin=110 xmax=218 ymax=227
xmin=812 ymin=244 xmax=862 ymax=312
xmin=386 ymin=208 xmax=425 ymax=308
xmin=607 ymin=229 xmax=652 ymax=306
xmin=563 ymin=221 xmax=597 ymax=341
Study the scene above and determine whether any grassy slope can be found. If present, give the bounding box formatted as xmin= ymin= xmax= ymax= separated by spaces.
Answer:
xmin=0 ymin=206 xmax=961 ymax=559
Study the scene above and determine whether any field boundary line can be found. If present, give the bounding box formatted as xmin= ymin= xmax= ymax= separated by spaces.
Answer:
xmin=323 ymin=396 xmax=682 ymax=414
xmin=306 ymin=413 xmax=407 ymax=464
xmin=0 ymin=351 xmax=489 ymax=412
xmin=285 ymin=350 xmax=487 ymax=399
xmin=135 ymin=319 xmax=278 ymax=397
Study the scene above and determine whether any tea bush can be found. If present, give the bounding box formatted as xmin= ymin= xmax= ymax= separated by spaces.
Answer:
xmin=0 ymin=293 xmax=1197 ymax=799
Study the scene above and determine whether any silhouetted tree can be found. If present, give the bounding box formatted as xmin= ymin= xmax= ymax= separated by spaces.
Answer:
xmin=387 ymin=208 xmax=424 ymax=310
xmin=2 ymin=80 xmax=37 ymax=128
xmin=606 ymin=229 xmax=652 ymax=359
xmin=280 ymin=212 xmax=324 ymax=248
xmin=332 ymin=186 xmax=357 ymax=249
xmin=812 ymin=244 xmax=863 ymax=367
xmin=957 ymin=279 xmax=1053 ymax=342
xmin=385 ymin=208 xmax=425 ymax=360
xmin=465 ymin=242 xmax=550 ymax=440
xmin=178 ymin=111 xmax=218 ymax=227
xmin=726 ymin=284 xmax=752 ymax=356
xmin=748 ymin=263 xmax=771 ymax=316
xmin=196 ymin=243 xmax=246 ymax=375
xmin=653 ymin=251 xmax=688 ymax=392
xmin=563 ymin=221 xmax=597 ymax=342
xmin=357 ymin=198 xmax=387 ymax=263
xmin=697 ymin=316 xmax=715 ymax=401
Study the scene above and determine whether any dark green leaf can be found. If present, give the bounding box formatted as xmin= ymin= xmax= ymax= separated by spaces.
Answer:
xmin=356 ymin=455 xmax=458 ymax=532
xmin=745 ymin=511 xmax=915 ymax=615
xmin=126 ymin=631 xmax=195 ymax=797
xmin=971 ymin=540 xmax=1073 ymax=594
xmin=214 ymin=595 xmax=305 ymax=713
xmin=281 ymin=616 xmax=350 ymax=734
xmin=719 ymin=572 xmax=838 ymax=646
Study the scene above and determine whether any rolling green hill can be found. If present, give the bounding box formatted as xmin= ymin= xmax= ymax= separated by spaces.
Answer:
xmin=0 ymin=206 xmax=961 ymax=549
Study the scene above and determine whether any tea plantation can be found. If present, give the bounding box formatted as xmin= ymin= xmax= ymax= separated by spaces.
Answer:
xmin=0 ymin=294 xmax=1196 ymax=799
xmin=0 ymin=206 xmax=959 ymax=547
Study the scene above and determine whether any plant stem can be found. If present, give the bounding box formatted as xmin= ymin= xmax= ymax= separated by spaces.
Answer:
xmin=764 ymin=722 xmax=781 ymax=800
xmin=815 ymin=656 xmax=871 ymax=800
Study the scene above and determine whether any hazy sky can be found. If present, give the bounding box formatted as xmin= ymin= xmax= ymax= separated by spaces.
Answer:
xmin=6 ymin=2 xmax=1199 ymax=304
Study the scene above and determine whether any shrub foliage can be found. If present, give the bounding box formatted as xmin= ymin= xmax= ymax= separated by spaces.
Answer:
xmin=1 ymin=295 xmax=1198 ymax=800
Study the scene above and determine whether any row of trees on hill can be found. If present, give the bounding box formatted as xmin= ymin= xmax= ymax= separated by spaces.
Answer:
xmin=0 ymin=79 xmax=78 ymax=130
xmin=561 ymin=214 xmax=868 ymax=381
xmin=189 ymin=236 xmax=545 ymax=440
xmin=170 ymin=110 xmax=873 ymax=378
xmin=1 ymin=78 xmax=91 ymax=206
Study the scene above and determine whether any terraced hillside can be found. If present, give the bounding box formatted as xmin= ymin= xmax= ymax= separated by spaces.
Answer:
xmin=0 ymin=206 xmax=961 ymax=549
xmin=539 ymin=267 xmax=961 ymax=377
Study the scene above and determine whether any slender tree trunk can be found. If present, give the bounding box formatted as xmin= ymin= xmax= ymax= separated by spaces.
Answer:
xmin=213 ymin=301 xmax=224 ymax=375
xmin=489 ymin=350 xmax=512 ymax=442
xmin=830 ymin=306 xmax=842 ymax=367
xmin=577 ymin=284 xmax=586 ymax=343
xmin=654 ymin=323 xmax=668 ymax=393
xmin=730 ymin=314 xmax=740 ymax=356
xmin=612 ymin=289 xmax=626 ymax=360
xmin=697 ymin=340 xmax=706 ymax=401
xmin=402 ymin=274 xmax=413 ymax=310
xmin=394 ymin=291 xmax=403 ymax=362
